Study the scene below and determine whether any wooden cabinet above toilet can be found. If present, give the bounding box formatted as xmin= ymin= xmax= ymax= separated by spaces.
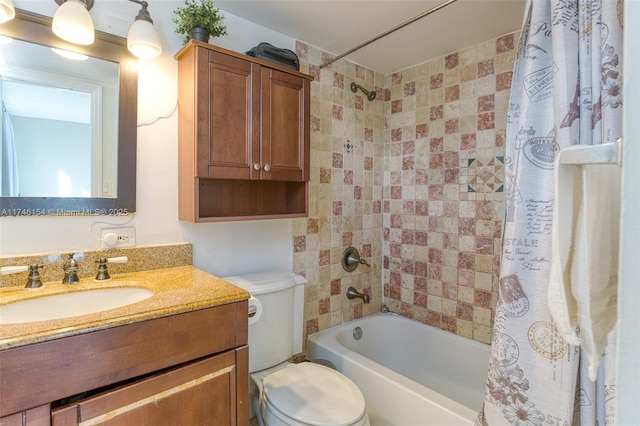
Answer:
xmin=175 ymin=41 xmax=313 ymax=222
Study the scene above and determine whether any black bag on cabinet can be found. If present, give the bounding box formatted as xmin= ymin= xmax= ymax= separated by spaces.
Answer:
xmin=246 ymin=42 xmax=300 ymax=71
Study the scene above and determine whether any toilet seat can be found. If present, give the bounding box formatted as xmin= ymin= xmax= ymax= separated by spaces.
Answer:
xmin=261 ymin=362 xmax=368 ymax=426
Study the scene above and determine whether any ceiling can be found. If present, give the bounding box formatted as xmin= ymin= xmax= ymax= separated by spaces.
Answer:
xmin=215 ymin=0 xmax=527 ymax=74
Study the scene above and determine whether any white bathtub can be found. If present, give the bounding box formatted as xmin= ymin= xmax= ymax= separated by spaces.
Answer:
xmin=306 ymin=313 xmax=490 ymax=426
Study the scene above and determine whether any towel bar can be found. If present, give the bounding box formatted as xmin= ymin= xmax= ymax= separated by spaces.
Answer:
xmin=558 ymin=138 xmax=622 ymax=166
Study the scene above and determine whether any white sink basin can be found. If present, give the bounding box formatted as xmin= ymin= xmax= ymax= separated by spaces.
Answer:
xmin=0 ymin=287 xmax=154 ymax=324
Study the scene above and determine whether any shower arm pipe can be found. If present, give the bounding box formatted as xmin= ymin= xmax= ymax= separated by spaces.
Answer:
xmin=319 ymin=0 xmax=459 ymax=69
xmin=351 ymin=82 xmax=376 ymax=101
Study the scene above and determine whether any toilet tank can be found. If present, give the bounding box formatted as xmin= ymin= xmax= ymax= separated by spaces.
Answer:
xmin=223 ymin=271 xmax=306 ymax=373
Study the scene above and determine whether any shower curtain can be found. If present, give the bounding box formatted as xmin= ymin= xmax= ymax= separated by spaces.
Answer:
xmin=477 ymin=1 xmax=622 ymax=425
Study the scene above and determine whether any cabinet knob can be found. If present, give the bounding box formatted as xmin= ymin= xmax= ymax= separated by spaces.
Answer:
xmin=263 ymin=164 xmax=271 ymax=172
xmin=253 ymin=163 xmax=261 ymax=171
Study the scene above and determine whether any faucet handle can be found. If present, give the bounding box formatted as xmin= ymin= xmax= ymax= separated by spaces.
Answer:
xmin=63 ymin=253 xmax=78 ymax=268
xmin=1 ymin=265 xmax=44 ymax=289
xmin=351 ymin=255 xmax=371 ymax=268
xmin=95 ymin=256 xmax=128 ymax=281
xmin=341 ymin=246 xmax=371 ymax=272
xmin=1 ymin=265 xmax=29 ymax=275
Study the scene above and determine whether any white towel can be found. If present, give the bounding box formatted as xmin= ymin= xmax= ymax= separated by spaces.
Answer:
xmin=548 ymin=156 xmax=582 ymax=346
xmin=548 ymin=145 xmax=620 ymax=381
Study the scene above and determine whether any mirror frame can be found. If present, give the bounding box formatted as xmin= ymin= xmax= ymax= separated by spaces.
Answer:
xmin=0 ymin=9 xmax=137 ymax=217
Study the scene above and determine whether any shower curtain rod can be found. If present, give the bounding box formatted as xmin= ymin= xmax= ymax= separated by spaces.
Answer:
xmin=319 ymin=0 xmax=459 ymax=69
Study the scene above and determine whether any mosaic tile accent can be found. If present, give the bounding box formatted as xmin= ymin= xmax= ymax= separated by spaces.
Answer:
xmin=344 ymin=139 xmax=354 ymax=153
xmin=467 ymin=157 xmax=505 ymax=193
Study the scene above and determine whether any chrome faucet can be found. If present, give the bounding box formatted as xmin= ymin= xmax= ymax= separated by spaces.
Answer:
xmin=346 ymin=286 xmax=370 ymax=304
xmin=62 ymin=253 xmax=80 ymax=284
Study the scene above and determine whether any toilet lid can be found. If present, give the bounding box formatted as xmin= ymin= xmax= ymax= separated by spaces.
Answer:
xmin=262 ymin=362 xmax=366 ymax=426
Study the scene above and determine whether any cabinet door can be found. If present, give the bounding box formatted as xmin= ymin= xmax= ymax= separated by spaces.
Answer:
xmin=202 ymin=51 xmax=261 ymax=180
xmin=52 ymin=351 xmax=242 ymax=426
xmin=261 ymin=68 xmax=310 ymax=182
xmin=0 ymin=405 xmax=50 ymax=426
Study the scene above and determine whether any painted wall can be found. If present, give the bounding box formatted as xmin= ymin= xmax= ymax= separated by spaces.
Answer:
xmin=2 ymin=1 xmax=295 ymax=277
xmin=12 ymin=116 xmax=91 ymax=197
xmin=617 ymin=0 xmax=640 ymax=421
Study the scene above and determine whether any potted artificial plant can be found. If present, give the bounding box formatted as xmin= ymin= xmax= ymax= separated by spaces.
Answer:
xmin=173 ymin=0 xmax=227 ymax=44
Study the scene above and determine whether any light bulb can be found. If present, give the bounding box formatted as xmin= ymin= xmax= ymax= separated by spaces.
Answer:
xmin=0 ymin=0 xmax=16 ymax=24
xmin=0 ymin=0 xmax=15 ymax=24
xmin=127 ymin=18 xmax=162 ymax=60
xmin=52 ymin=0 xmax=95 ymax=45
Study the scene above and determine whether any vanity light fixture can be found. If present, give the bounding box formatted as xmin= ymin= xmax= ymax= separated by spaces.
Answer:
xmin=49 ymin=0 xmax=162 ymax=59
xmin=52 ymin=0 xmax=95 ymax=45
xmin=126 ymin=0 xmax=162 ymax=60
xmin=0 ymin=0 xmax=15 ymax=24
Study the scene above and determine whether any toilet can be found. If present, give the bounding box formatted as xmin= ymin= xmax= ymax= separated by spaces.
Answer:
xmin=223 ymin=271 xmax=370 ymax=426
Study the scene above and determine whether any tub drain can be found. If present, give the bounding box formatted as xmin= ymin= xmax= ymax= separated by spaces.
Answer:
xmin=353 ymin=326 xmax=363 ymax=340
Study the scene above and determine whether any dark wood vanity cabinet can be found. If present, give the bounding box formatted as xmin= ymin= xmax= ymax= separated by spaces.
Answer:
xmin=0 ymin=302 xmax=249 ymax=426
xmin=51 ymin=350 xmax=244 ymax=425
xmin=176 ymin=41 xmax=312 ymax=222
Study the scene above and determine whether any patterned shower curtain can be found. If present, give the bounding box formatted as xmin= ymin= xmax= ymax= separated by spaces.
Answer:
xmin=477 ymin=1 xmax=622 ymax=425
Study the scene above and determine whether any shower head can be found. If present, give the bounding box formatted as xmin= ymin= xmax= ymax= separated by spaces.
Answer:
xmin=350 ymin=82 xmax=376 ymax=101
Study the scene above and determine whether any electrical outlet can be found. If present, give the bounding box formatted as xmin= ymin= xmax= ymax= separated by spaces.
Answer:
xmin=101 ymin=227 xmax=136 ymax=249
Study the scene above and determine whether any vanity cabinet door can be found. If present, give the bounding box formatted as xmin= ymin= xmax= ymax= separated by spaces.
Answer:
xmin=52 ymin=348 xmax=248 ymax=426
xmin=0 ymin=405 xmax=50 ymax=426
xmin=261 ymin=68 xmax=310 ymax=182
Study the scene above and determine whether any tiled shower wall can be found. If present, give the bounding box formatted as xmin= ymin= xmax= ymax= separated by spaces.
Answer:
xmin=381 ymin=33 xmax=518 ymax=344
xmin=293 ymin=42 xmax=386 ymax=336
xmin=294 ymin=31 xmax=519 ymax=344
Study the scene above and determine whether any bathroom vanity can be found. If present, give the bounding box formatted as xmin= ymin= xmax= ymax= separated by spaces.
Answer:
xmin=0 ymin=266 xmax=250 ymax=425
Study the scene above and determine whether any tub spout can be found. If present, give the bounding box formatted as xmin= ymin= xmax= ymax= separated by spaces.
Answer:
xmin=346 ymin=286 xmax=370 ymax=304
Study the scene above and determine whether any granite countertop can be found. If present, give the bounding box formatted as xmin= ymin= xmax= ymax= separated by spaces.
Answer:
xmin=0 ymin=266 xmax=249 ymax=350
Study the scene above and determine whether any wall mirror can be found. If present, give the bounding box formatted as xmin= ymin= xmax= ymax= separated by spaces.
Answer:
xmin=0 ymin=9 xmax=137 ymax=216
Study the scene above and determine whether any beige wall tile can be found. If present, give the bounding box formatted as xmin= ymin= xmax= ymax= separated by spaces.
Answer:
xmin=295 ymin=30 xmax=517 ymax=345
